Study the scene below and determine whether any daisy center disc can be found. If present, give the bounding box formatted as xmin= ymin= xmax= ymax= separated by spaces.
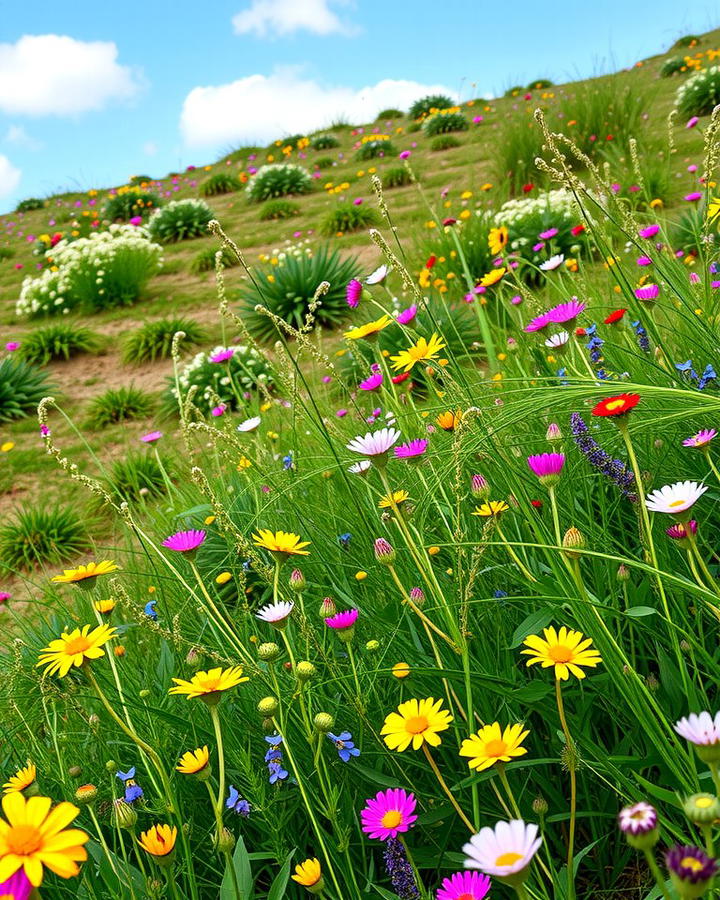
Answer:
xmin=6 ymin=823 xmax=42 ymax=855
xmin=548 ymin=645 xmax=574 ymax=663
xmin=495 ymin=850 xmax=524 ymax=867
xmin=681 ymin=856 xmax=705 ymax=872
xmin=380 ymin=810 xmax=403 ymax=829
xmin=668 ymin=499 xmax=686 ymax=508
xmin=405 ymin=715 xmax=429 ymax=734
xmin=605 ymin=399 xmax=626 ymax=411
xmin=484 ymin=739 xmax=508 ymax=757
xmin=64 ymin=635 xmax=92 ymax=654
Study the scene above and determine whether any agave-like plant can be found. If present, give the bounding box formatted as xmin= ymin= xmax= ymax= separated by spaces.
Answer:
xmin=0 ymin=357 xmax=54 ymax=422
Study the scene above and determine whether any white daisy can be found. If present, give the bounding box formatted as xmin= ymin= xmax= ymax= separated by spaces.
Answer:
xmin=237 ymin=416 xmax=262 ymax=433
xmin=346 ymin=427 xmax=401 ymax=457
xmin=544 ymin=331 xmax=570 ymax=349
xmin=618 ymin=802 xmax=657 ymax=835
xmin=366 ymin=264 xmax=390 ymax=285
xmin=539 ymin=254 xmax=565 ymax=272
xmin=675 ymin=710 xmax=720 ymax=746
xmin=645 ymin=480 xmax=707 ymax=514
xmin=348 ymin=460 xmax=372 ymax=475
xmin=463 ymin=819 xmax=542 ymax=878
xmin=256 ymin=600 xmax=294 ymax=627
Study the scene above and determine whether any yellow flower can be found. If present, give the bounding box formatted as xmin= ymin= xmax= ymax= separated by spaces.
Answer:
xmin=488 ymin=226 xmax=509 ymax=255
xmin=480 ymin=266 xmax=507 ymax=287
xmin=355 ymin=570 xmax=367 ymax=580
xmin=3 ymin=764 xmax=36 ymax=795
xmin=0 ymin=791 xmax=89 ymax=887
xmin=237 ymin=456 xmax=252 ymax=471
xmin=176 ymin=746 xmax=210 ymax=775
xmin=708 ymin=197 xmax=720 ymax=221
xmin=138 ymin=823 xmax=177 ymax=858
xmin=379 ymin=490 xmax=410 ymax=508
xmin=472 ymin=501 xmax=509 ymax=517
xmin=343 ymin=315 xmax=393 ymax=341
xmin=292 ymin=857 xmax=323 ymax=890
xmin=390 ymin=333 xmax=446 ymax=372
xmin=37 ymin=624 xmax=117 ymax=678
xmin=392 ymin=662 xmax=410 ymax=679
xmin=381 ymin=697 xmax=453 ymax=751
xmin=216 ymin=572 xmax=232 ymax=585
xmin=1 ymin=441 xmax=14 ymax=452
xmin=459 ymin=723 xmax=529 ymax=771
xmin=521 ymin=626 xmax=602 ymax=680
xmin=169 ymin=666 xmax=248 ymax=700
xmin=252 ymin=529 xmax=310 ymax=556
xmin=93 ymin=598 xmax=116 ymax=614
xmin=436 ymin=409 xmax=463 ymax=431
xmin=51 ymin=561 xmax=119 ymax=584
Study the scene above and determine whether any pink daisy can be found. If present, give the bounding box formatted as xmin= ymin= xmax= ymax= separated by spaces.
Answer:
xmin=524 ymin=311 xmax=553 ymax=333
xmin=527 ymin=452 xmax=565 ymax=481
xmin=636 ymin=256 xmax=652 ymax=266
xmin=209 ymin=348 xmax=235 ymax=363
xmin=346 ymin=279 xmax=363 ymax=308
xmin=547 ymin=299 xmax=585 ymax=325
xmin=359 ymin=368 xmax=383 ymax=391
xmin=162 ymin=529 xmax=207 ymax=552
xmin=539 ymin=227 xmax=558 ymax=240
xmin=639 ymin=224 xmax=660 ymax=239
xmin=635 ymin=284 xmax=659 ymax=301
xmin=437 ymin=871 xmax=491 ymax=900
xmin=683 ymin=429 xmax=717 ymax=448
xmin=397 ymin=305 xmax=418 ymax=325
xmin=360 ymin=788 xmax=417 ymax=840
xmin=0 ymin=592 xmax=10 ymax=603
xmin=666 ymin=520 xmax=697 ymax=540
xmin=685 ymin=192 xmax=703 ymax=202
xmin=325 ymin=608 xmax=359 ymax=630
xmin=394 ymin=439 xmax=428 ymax=460
xmin=0 ymin=869 xmax=32 ymax=900
xmin=140 ymin=431 xmax=163 ymax=443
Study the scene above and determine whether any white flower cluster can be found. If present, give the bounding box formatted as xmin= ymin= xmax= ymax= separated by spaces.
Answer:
xmin=17 ymin=268 xmax=70 ymax=317
xmin=147 ymin=198 xmax=211 ymax=228
xmin=494 ymin=189 xmax=579 ymax=229
xmin=675 ymin=66 xmax=720 ymax=114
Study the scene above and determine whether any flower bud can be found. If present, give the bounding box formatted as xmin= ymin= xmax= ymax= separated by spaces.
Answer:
xmin=562 ymin=527 xmax=585 ymax=559
xmin=409 ymin=587 xmax=425 ymax=607
xmin=261 ymin=717 xmax=275 ymax=734
xmin=374 ymin=537 xmax=396 ymax=565
xmin=296 ymin=661 xmax=316 ymax=682
xmin=532 ymin=796 xmax=548 ymax=816
xmin=74 ymin=784 xmax=98 ymax=806
xmin=289 ymin=569 xmax=306 ymax=592
xmin=684 ymin=793 xmax=720 ymax=825
xmin=546 ymin=423 xmax=562 ymax=442
xmin=617 ymin=564 xmax=630 ymax=582
xmin=258 ymin=642 xmax=280 ymax=662
xmin=319 ymin=597 xmax=336 ymax=618
xmin=646 ymin=674 xmax=659 ymax=693
xmin=257 ymin=696 xmax=279 ymax=718
xmin=139 ymin=689 xmax=150 ymax=699
xmin=365 ymin=640 xmax=380 ymax=652
xmin=105 ymin=760 xmax=118 ymax=773
xmin=68 ymin=765 xmax=82 ymax=778
xmin=216 ymin=827 xmax=236 ymax=854
xmin=314 ymin=712 xmax=335 ymax=733
xmin=113 ymin=798 xmax=137 ymax=830
xmin=471 ymin=474 xmax=489 ymax=499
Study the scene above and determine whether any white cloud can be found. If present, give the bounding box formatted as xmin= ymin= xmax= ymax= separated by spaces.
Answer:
xmin=180 ymin=68 xmax=455 ymax=147
xmin=143 ymin=140 xmax=159 ymax=156
xmin=232 ymin=0 xmax=355 ymax=37
xmin=0 ymin=35 xmax=141 ymax=116
xmin=4 ymin=125 xmax=42 ymax=150
xmin=0 ymin=155 xmax=21 ymax=198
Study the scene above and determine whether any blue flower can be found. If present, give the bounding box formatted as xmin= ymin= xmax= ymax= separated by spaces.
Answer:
xmin=144 ymin=600 xmax=157 ymax=620
xmin=116 ymin=767 xmax=143 ymax=803
xmin=327 ymin=731 xmax=360 ymax=762
xmin=699 ymin=364 xmax=717 ymax=390
xmin=264 ymin=734 xmax=288 ymax=784
xmin=338 ymin=532 xmax=352 ymax=548
xmin=267 ymin=759 xmax=289 ymax=784
xmin=493 ymin=589 xmax=508 ymax=598
xmin=282 ymin=453 xmax=294 ymax=470
xmin=116 ymin=767 xmax=136 ymax=782
xmin=226 ymin=785 xmax=251 ymax=816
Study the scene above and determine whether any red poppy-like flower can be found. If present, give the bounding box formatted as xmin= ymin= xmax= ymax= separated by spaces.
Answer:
xmin=604 ymin=308 xmax=627 ymax=325
xmin=591 ymin=393 xmax=640 ymax=417
xmin=392 ymin=372 xmax=411 ymax=384
xmin=571 ymin=224 xmax=585 ymax=236
xmin=442 ymin=217 xmax=457 ymax=227
xmin=522 ymin=183 xmax=534 ymax=194
xmin=426 ymin=255 xmax=437 ymax=269
xmin=530 ymin=499 xmax=543 ymax=509
xmin=575 ymin=327 xmax=586 ymax=337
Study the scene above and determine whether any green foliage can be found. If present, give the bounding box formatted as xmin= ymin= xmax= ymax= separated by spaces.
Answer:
xmin=259 ymin=199 xmax=301 ymax=221
xmin=382 ymin=166 xmax=412 ymax=188
xmin=109 ymin=452 xmax=171 ymax=502
xmin=147 ymin=199 xmax=214 ymax=242
xmin=313 ymin=157 xmax=336 ymax=170
xmin=310 ymin=134 xmax=340 ymax=150
xmin=675 ymin=66 xmax=720 ymax=118
xmin=423 ymin=110 xmax=469 ymax=136
xmin=660 ymin=56 xmax=688 ymax=77
xmin=122 ymin=317 xmax=206 ymax=364
xmin=246 ymin=164 xmax=313 ymax=202
xmin=86 ymin=386 xmax=154 ymax=428
xmin=190 ymin=246 xmax=239 ymax=274
xmin=0 ymin=506 xmax=90 ymax=571
xmin=417 ymin=210 xmax=494 ymax=287
xmin=103 ymin=190 xmax=161 ymax=222
xmin=0 ymin=357 xmax=53 ymax=422
xmin=200 ymin=173 xmax=242 ymax=197
xmin=408 ymin=93 xmax=453 ymax=119
xmin=527 ymin=78 xmax=553 ymax=89
xmin=129 ymin=174 xmax=153 ymax=185
xmin=238 ymin=245 xmax=360 ymax=340
xmin=0 ymin=247 xmax=13 ymax=260
xmin=275 ymin=134 xmax=305 ymax=150
xmin=431 ymin=134 xmax=462 ymax=151
xmin=321 ymin=201 xmax=380 ymax=237
xmin=376 ymin=108 xmax=404 ymax=118
xmin=670 ymin=206 xmax=713 ymax=254
xmin=491 ymin=113 xmax=548 ymax=193
xmin=15 ymin=197 xmax=44 ymax=212
xmin=354 ymin=139 xmax=397 ymax=160
xmin=504 ymin=85 xmax=525 ymax=97
xmin=560 ymin=80 xmax=649 ymax=157
xmin=18 ymin=324 xmax=101 ymax=365
xmin=674 ymin=34 xmax=701 ymax=48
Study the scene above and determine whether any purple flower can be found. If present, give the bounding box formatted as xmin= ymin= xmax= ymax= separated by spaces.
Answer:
xmin=162 ymin=529 xmax=207 ymax=553
xmin=359 ymin=367 xmax=383 ymax=391
xmin=346 ymin=278 xmax=363 ymax=308
xmin=570 ymin=412 xmax=636 ymax=501
xmin=140 ymin=430 xmax=163 ymax=443
xmin=666 ymin=520 xmax=697 ymax=540
xmin=383 ymin=837 xmax=420 ymax=899
xmin=396 ymin=305 xmax=417 ymax=325
xmin=539 ymin=227 xmax=558 ymax=239
xmin=327 ymin=731 xmax=361 ymax=762
xmin=211 ymin=404 xmax=227 ymax=417
xmin=226 ymin=786 xmax=251 ymax=816
xmin=209 ymin=348 xmax=235 ymax=363
xmin=636 ymin=255 xmax=652 ymax=266
xmin=685 ymin=192 xmax=703 ymax=202
xmin=5 ymin=342 xmax=19 ymax=352
xmin=547 ymin=298 xmax=585 ymax=325
xmin=666 ymin=845 xmax=718 ymax=886
xmin=394 ymin=438 xmax=428 ymax=460
xmin=684 ymin=429 xmax=717 ymax=448
xmin=0 ymin=869 xmax=32 ymax=899
xmin=639 ymin=224 xmax=659 ymax=239
xmin=325 ymin=608 xmax=358 ymax=630
xmin=527 ymin=452 xmax=565 ymax=485
xmin=399 ymin=150 xmax=411 ymax=159
xmin=524 ymin=311 xmax=553 ymax=332
xmin=635 ymin=284 xmax=659 ymax=301
xmin=687 ymin=116 xmax=700 ymax=129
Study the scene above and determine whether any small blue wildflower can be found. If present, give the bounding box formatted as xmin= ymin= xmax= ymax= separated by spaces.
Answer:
xmin=282 ymin=453 xmax=294 ymax=470
xmin=699 ymin=364 xmax=717 ymax=391
xmin=116 ymin=767 xmax=144 ymax=803
xmin=116 ymin=767 xmax=136 ymax=782
xmin=144 ymin=600 xmax=157 ymax=620
xmin=493 ymin=589 xmax=508 ymax=598
xmin=226 ymin=785 xmax=251 ymax=816
xmin=338 ymin=532 xmax=352 ymax=548
xmin=557 ymin=368 xmax=569 ymax=386
xmin=327 ymin=731 xmax=361 ymax=762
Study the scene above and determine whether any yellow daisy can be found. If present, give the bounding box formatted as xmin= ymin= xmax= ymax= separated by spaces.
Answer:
xmin=176 ymin=747 xmax=210 ymax=775
xmin=381 ymin=697 xmax=453 ymax=752
xmin=3 ymin=764 xmax=36 ymax=795
xmin=459 ymin=723 xmax=529 ymax=771
xmin=379 ymin=490 xmax=410 ymax=508
xmin=479 ymin=266 xmax=507 ymax=288
xmin=708 ymin=196 xmax=720 ymax=221
xmin=0 ymin=791 xmax=89 ymax=887
xmin=37 ymin=624 xmax=117 ymax=678
xmin=169 ymin=666 xmax=248 ymax=701
xmin=390 ymin=333 xmax=447 ymax=373
xmin=291 ymin=857 xmax=323 ymax=889
xmin=252 ymin=529 xmax=311 ymax=556
xmin=343 ymin=315 xmax=393 ymax=341
xmin=488 ymin=226 xmax=509 ymax=256
xmin=138 ymin=823 xmax=177 ymax=858
xmin=436 ymin=409 xmax=463 ymax=431
xmin=472 ymin=501 xmax=509 ymax=517
xmin=51 ymin=561 xmax=119 ymax=584
xmin=93 ymin=598 xmax=116 ymax=614
xmin=521 ymin=626 xmax=602 ymax=680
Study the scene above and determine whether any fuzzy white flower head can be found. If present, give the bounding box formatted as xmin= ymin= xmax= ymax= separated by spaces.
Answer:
xmin=348 ymin=460 xmax=372 ymax=475
xmin=463 ymin=819 xmax=542 ymax=878
xmin=539 ymin=254 xmax=565 ymax=272
xmin=618 ymin=802 xmax=657 ymax=835
xmin=237 ymin=416 xmax=262 ymax=433
xmin=346 ymin=427 xmax=401 ymax=457
xmin=645 ymin=480 xmax=707 ymax=514
xmin=675 ymin=711 xmax=720 ymax=746
xmin=544 ymin=331 xmax=570 ymax=349
xmin=256 ymin=600 xmax=294 ymax=625
xmin=366 ymin=264 xmax=389 ymax=285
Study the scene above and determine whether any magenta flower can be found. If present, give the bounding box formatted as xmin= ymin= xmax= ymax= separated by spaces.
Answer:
xmin=140 ymin=431 xmax=163 ymax=443
xmin=547 ymin=299 xmax=585 ymax=325
xmin=162 ymin=530 xmax=207 ymax=553
xmin=437 ymin=871 xmax=491 ymax=900
xmin=639 ymin=224 xmax=659 ymax=239
xmin=636 ymin=256 xmax=652 ymax=266
xmin=683 ymin=429 xmax=717 ymax=448
xmin=396 ymin=305 xmax=418 ymax=325
xmin=360 ymin=788 xmax=417 ymax=840
xmin=0 ymin=592 xmax=10 ymax=603
xmin=346 ymin=278 xmax=363 ymax=308
xmin=666 ymin=520 xmax=697 ymax=540
xmin=635 ymin=284 xmax=659 ymax=301
xmin=524 ymin=311 xmax=553 ymax=333
xmin=325 ymin=608 xmax=358 ymax=630
xmin=539 ymin=227 xmax=558 ymax=240
xmin=687 ymin=116 xmax=699 ymax=129
xmin=209 ymin=348 xmax=235 ymax=363
xmin=0 ymin=869 xmax=32 ymax=900
xmin=685 ymin=192 xmax=703 ymax=202
xmin=211 ymin=405 xmax=227 ymax=417
xmin=359 ymin=367 xmax=383 ymax=391
xmin=394 ymin=439 xmax=428 ymax=460
xmin=399 ymin=150 xmax=411 ymax=159
xmin=5 ymin=342 xmax=19 ymax=352
xmin=527 ymin=452 xmax=565 ymax=486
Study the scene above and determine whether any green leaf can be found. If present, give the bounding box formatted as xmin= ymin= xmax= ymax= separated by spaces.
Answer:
xmin=353 ymin=763 xmax=403 ymax=788
xmin=267 ymin=850 xmax=294 ymax=900
xmin=374 ymin=887 xmax=402 ymax=899
xmin=510 ymin=607 xmax=553 ymax=648
xmin=625 ymin=606 xmax=657 ymax=617
xmin=221 ymin=834 xmax=253 ymax=900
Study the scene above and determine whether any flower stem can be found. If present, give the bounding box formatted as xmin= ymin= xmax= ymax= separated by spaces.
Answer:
xmin=555 ymin=678 xmax=576 ymax=900
xmin=643 ymin=848 xmax=672 ymax=900
xmin=209 ymin=705 xmax=227 ymax=844
xmin=496 ymin=522 xmax=538 ymax=583
xmin=421 ymin=743 xmax=474 ymax=832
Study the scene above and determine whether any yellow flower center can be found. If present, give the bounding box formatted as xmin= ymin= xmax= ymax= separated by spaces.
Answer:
xmin=64 ymin=635 xmax=92 ymax=655
xmin=668 ymin=499 xmax=686 ymax=508
xmin=548 ymin=644 xmax=574 ymax=663
xmin=381 ymin=810 xmax=403 ymax=829
xmin=681 ymin=856 xmax=705 ymax=872
xmin=405 ymin=715 xmax=429 ymax=734
xmin=200 ymin=678 xmax=221 ymax=692
xmin=695 ymin=797 xmax=714 ymax=809
xmin=484 ymin=739 xmax=508 ymax=758
xmin=604 ymin=399 xmax=626 ymax=412
xmin=7 ymin=823 xmax=42 ymax=855
xmin=457 ymin=894 xmax=475 ymax=900
xmin=495 ymin=851 xmax=524 ymax=867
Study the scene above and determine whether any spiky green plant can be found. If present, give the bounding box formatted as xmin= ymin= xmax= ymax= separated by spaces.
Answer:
xmin=423 ymin=110 xmax=469 ymax=136
xmin=355 ymin=139 xmax=397 ymax=161
xmin=382 ymin=167 xmax=413 ymax=188
xmin=103 ymin=190 xmax=161 ymax=222
xmin=431 ymin=134 xmax=462 ymax=151
xmin=259 ymin=199 xmax=301 ymax=221
xmin=18 ymin=324 xmax=101 ymax=365
xmin=0 ymin=358 xmax=54 ymax=422
xmin=200 ymin=173 xmax=242 ymax=197
xmin=147 ymin=199 xmax=214 ymax=243
xmin=238 ymin=246 xmax=360 ymax=341
xmin=122 ymin=318 xmax=206 ymax=364
xmin=109 ymin=452 xmax=171 ymax=502
xmin=86 ymin=386 xmax=154 ymax=428
xmin=408 ymin=94 xmax=453 ymax=119
xmin=0 ymin=506 xmax=90 ymax=571
xmin=246 ymin=164 xmax=313 ymax=202
xmin=321 ymin=202 xmax=380 ymax=237
xmin=15 ymin=197 xmax=44 ymax=213
xmin=190 ymin=246 xmax=239 ymax=274
xmin=311 ymin=134 xmax=340 ymax=150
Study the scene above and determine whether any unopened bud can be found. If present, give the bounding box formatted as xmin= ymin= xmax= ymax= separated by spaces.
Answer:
xmin=617 ymin=564 xmax=630 ymax=582
xmin=258 ymin=642 xmax=280 ymax=662
xmin=409 ymin=587 xmax=425 ymax=606
xmin=216 ymin=827 xmax=236 ymax=853
xmin=74 ymin=784 xmax=97 ymax=806
xmin=319 ymin=597 xmax=336 ymax=618
xmin=374 ymin=537 xmax=396 ymax=565
xmin=113 ymin=798 xmax=137 ymax=829
xmin=314 ymin=713 xmax=335 ymax=733
xmin=68 ymin=765 xmax=82 ymax=778
xmin=257 ymin=696 xmax=279 ymax=717
xmin=296 ymin=661 xmax=316 ymax=682
xmin=562 ymin=527 xmax=585 ymax=559
xmin=289 ymin=569 xmax=306 ymax=592
xmin=139 ymin=689 xmax=150 ymax=699
xmin=261 ymin=717 xmax=275 ymax=733
xmin=646 ymin=673 xmax=659 ymax=693
xmin=546 ymin=423 xmax=562 ymax=442
xmin=471 ymin=474 xmax=489 ymax=499
xmin=186 ymin=647 xmax=202 ymax=669
xmin=680 ymin=639 xmax=691 ymax=652
xmin=365 ymin=640 xmax=380 ymax=652
xmin=532 ymin=796 xmax=548 ymax=816
xmin=684 ymin=793 xmax=720 ymax=825
xmin=105 ymin=760 xmax=118 ymax=773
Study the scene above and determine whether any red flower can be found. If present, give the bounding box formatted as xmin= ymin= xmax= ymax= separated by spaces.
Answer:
xmin=575 ymin=327 xmax=586 ymax=337
xmin=392 ymin=372 xmax=411 ymax=384
xmin=604 ymin=308 xmax=627 ymax=325
xmin=522 ymin=183 xmax=534 ymax=194
xmin=530 ymin=499 xmax=543 ymax=509
xmin=591 ymin=393 xmax=640 ymax=417
xmin=426 ymin=254 xmax=437 ymax=269
xmin=442 ymin=217 xmax=457 ymax=227
xmin=571 ymin=224 xmax=585 ymax=236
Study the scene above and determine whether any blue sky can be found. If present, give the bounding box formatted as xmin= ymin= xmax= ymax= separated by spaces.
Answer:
xmin=0 ymin=0 xmax=717 ymax=209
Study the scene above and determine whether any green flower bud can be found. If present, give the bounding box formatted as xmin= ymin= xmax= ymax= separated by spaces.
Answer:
xmin=532 ymin=796 xmax=548 ymax=816
xmin=365 ymin=640 xmax=380 ymax=653
xmin=319 ymin=597 xmax=336 ymax=618
xmin=216 ymin=827 xmax=236 ymax=854
xmin=139 ymin=689 xmax=150 ymax=699
xmin=68 ymin=765 xmax=82 ymax=778
xmin=257 ymin=696 xmax=279 ymax=717
xmin=684 ymin=793 xmax=720 ymax=825
xmin=296 ymin=661 xmax=316 ymax=682
xmin=562 ymin=527 xmax=585 ymax=559
xmin=289 ymin=569 xmax=306 ymax=592
xmin=314 ymin=712 xmax=335 ymax=733
xmin=617 ymin=563 xmax=631 ymax=582
xmin=113 ymin=798 xmax=138 ymax=830
xmin=74 ymin=784 xmax=98 ymax=806
xmin=186 ymin=647 xmax=202 ymax=669
xmin=258 ymin=642 xmax=281 ymax=662
xmin=105 ymin=760 xmax=118 ymax=773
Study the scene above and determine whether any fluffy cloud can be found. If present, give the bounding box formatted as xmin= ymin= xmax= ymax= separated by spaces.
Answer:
xmin=0 ymin=155 xmax=21 ymax=198
xmin=0 ymin=35 xmax=141 ymax=116
xmin=232 ymin=0 xmax=355 ymax=37
xmin=4 ymin=125 xmax=42 ymax=150
xmin=180 ymin=68 xmax=455 ymax=148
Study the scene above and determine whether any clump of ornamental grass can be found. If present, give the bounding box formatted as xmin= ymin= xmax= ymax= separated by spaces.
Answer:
xmin=0 ymin=506 xmax=90 ymax=571
xmin=491 ymin=113 xmax=549 ymax=194
xmin=321 ymin=202 xmax=380 ymax=237
xmin=86 ymin=385 xmax=155 ymax=428
xmin=239 ymin=245 xmax=360 ymax=341
xmin=417 ymin=211 xmax=494 ymax=288
xmin=15 ymin=197 xmax=44 ymax=213
xmin=423 ymin=109 xmax=469 ymax=135
xmin=377 ymin=107 xmax=404 ymax=119
xmin=311 ymin=134 xmax=340 ymax=150
xmin=200 ymin=173 xmax=242 ymax=197
xmin=408 ymin=93 xmax=454 ymax=119
xmin=17 ymin=324 xmax=101 ymax=365
xmin=148 ymin=199 xmax=214 ymax=242
xmin=382 ymin=167 xmax=413 ymax=188
xmin=259 ymin=199 xmax=301 ymax=221
xmin=660 ymin=56 xmax=689 ymax=77
xmin=560 ymin=80 xmax=650 ymax=158
xmin=675 ymin=67 xmax=720 ymax=117
xmin=0 ymin=357 xmax=54 ymax=422
xmin=122 ymin=317 xmax=206 ymax=364
xmin=108 ymin=452 xmax=171 ymax=502
xmin=246 ymin=164 xmax=313 ymax=202
xmin=431 ymin=134 xmax=462 ymax=151
xmin=103 ymin=189 xmax=161 ymax=222
xmin=190 ymin=246 xmax=239 ymax=274
xmin=670 ymin=206 xmax=713 ymax=254
xmin=355 ymin=138 xmax=397 ymax=160
xmin=505 ymin=84 xmax=525 ymax=96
